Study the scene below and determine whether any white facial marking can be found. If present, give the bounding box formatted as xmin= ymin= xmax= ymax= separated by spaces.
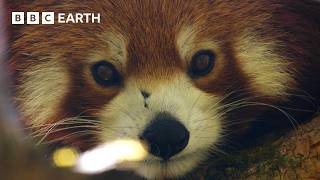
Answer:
xmin=97 ymin=74 xmax=223 ymax=178
xmin=17 ymin=59 xmax=69 ymax=126
xmin=234 ymin=33 xmax=295 ymax=99
xmin=176 ymin=25 xmax=221 ymax=73
xmin=176 ymin=25 xmax=197 ymax=60
xmin=87 ymin=30 xmax=127 ymax=71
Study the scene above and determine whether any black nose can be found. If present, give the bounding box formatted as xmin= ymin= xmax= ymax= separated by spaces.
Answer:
xmin=140 ymin=112 xmax=189 ymax=160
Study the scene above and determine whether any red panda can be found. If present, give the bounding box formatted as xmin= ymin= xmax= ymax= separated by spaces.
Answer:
xmin=6 ymin=0 xmax=320 ymax=179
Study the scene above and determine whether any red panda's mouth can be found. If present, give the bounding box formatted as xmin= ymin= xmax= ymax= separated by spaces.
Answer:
xmin=134 ymin=150 xmax=207 ymax=179
xmin=143 ymin=150 xmax=203 ymax=167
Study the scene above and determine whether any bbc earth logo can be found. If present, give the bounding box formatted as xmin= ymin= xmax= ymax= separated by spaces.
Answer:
xmin=12 ymin=12 xmax=101 ymax=25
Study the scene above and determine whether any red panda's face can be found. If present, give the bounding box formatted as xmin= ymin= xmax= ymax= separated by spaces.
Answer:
xmin=9 ymin=0 xmax=301 ymax=178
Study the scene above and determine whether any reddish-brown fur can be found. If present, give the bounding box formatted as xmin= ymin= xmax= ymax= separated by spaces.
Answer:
xmin=4 ymin=0 xmax=320 ymax=177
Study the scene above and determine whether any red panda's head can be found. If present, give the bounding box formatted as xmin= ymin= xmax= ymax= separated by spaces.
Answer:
xmin=7 ymin=0 xmax=320 ymax=178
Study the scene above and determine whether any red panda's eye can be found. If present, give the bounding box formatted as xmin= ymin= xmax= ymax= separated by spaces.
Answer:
xmin=91 ymin=61 xmax=122 ymax=87
xmin=189 ymin=50 xmax=216 ymax=78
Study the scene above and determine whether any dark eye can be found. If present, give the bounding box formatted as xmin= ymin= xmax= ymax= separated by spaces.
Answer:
xmin=189 ymin=50 xmax=216 ymax=77
xmin=91 ymin=61 xmax=122 ymax=87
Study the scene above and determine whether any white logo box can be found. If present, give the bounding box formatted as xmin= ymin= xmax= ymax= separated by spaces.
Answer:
xmin=12 ymin=12 xmax=55 ymax=25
